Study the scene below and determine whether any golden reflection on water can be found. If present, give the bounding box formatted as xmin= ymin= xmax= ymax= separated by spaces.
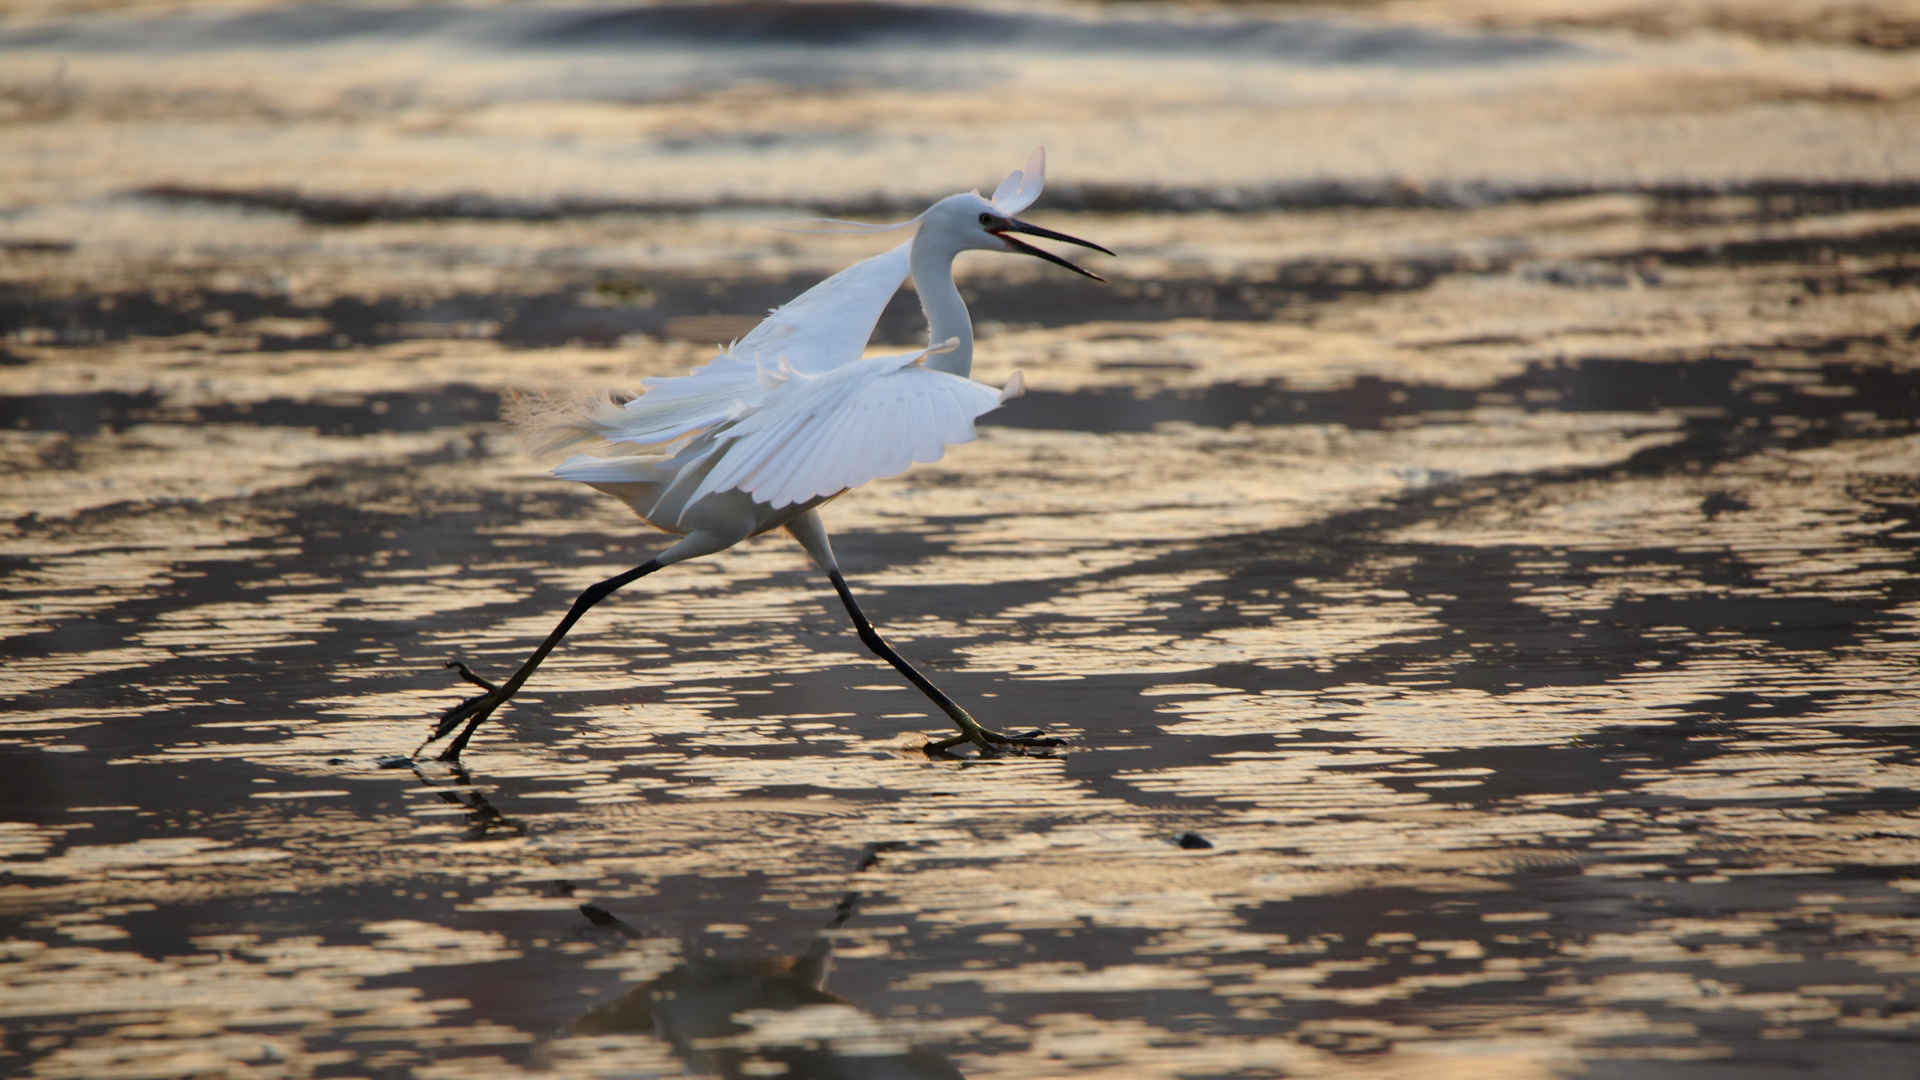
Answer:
xmin=8 ymin=273 xmax=1920 ymax=1075
xmin=8 ymin=296 xmax=1920 ymax=1078
xmin=7 ymin=3 xmax=1920 ymax=1076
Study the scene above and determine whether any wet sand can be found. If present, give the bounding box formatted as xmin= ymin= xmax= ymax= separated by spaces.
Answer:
xmin=4 ymin=3 xmax=1920 ymax=1078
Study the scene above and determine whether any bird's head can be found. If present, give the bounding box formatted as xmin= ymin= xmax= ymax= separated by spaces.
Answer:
xmin=917 ymin=149 xmax=1113 ymax=281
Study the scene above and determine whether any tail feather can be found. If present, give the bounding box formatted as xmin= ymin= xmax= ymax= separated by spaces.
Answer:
xmin=553 ymin=452 xmax=686 ymax=534
xmin=551 ymin=452 xmax=667 ymax=486
xmin=502 ymin=388 xmax=636 ymax=456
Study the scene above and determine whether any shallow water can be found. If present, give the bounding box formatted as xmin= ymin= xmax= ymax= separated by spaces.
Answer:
xmin=5 ymin=3 xmax=1920 ymax=1078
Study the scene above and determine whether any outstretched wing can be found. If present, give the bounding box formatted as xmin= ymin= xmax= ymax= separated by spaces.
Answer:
xmin=584 ymin=240 xmax=913 ymax=450
xmin=730 ymin=239 xmax=912 ymax=375
xmin=687 ymin=347 xmax=1023 ymax=510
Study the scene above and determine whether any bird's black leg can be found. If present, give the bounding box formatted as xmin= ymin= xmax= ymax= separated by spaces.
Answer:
xmin=419 ymin=559 xmax=664 ymax=762
xmin=824 ymin=569 xmax=1061 ymax=756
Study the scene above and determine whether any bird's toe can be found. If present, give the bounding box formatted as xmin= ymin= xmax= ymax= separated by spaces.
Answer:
xmin=445 ymin=659 xmax=500 ymax=692
xmin=921 ymin=725 xmax=1063 ymax=758
xmin=982 ymin=727 xmax=1065 ymax=749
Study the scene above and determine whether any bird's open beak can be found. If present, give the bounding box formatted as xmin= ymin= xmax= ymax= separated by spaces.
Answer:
xmin=992 ymin=219 xmax=1114 ymax=282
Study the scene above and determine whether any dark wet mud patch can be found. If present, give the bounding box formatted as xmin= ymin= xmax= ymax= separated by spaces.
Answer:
xmin=1052 ymin=177 xmax=1920 ymax=219
xmin=995 ymin=374 xmax=1478 ymax=434
xmin=5 ymin=2 xmax=1583 ymax=67
xmin=0 ymin=879 xmax=689 ymax=1072
xmin=1484 ymin=5 xmax=1920 ymax=52
xmin=1 ymin=388 xmax=162 ymax=437
xmin=1 ymin=487 xmax=628 ymax=706
xmin=1376 ymin=538 xmax=1914 ymax=686
xmin=3 ymin=281 xmax=669 ymax=350
xmin=23 ymin=200 xmax=1907 ymax=360
xmin=517 ymin=2 xmax=1581 ymax=65
xmin=992 ymin=346 xmax=1920 ymax=441
xmin=1389 ymin=708 xmax=1912 ymax=811
xmin=1073 ymin=497 xmax=1918 ymax=693
xmin=1233 ymin=866 xmax=1920 ymax=1011
xmin=1614 ymin=221 xmax=1920 ymax=278
xmin=131 ymin=176 xmax=1920 ymax=222
xmin=0 ymin=238 xmax=74 ymax=256
xmin=2 ymin=384 xmax=501 ymax=437
xmin=852 ymin=862 xmax=1920 ymax=1065
xmin=1 ymin=257 xmax=1444 ymax=350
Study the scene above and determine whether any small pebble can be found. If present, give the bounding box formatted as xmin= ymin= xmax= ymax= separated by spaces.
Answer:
xmin=1174 ymin=831 xmax=1213 ymax=850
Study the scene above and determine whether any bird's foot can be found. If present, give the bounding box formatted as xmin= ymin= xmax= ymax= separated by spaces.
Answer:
xmin=924 ymin=724 xmax=1064 ymax=758
xmin=412 ymin=660 xmax=509 ymax=762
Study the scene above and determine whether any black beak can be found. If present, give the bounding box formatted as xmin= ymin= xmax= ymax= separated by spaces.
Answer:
xmin=993 ymin=219 xmax=1114 ymax=282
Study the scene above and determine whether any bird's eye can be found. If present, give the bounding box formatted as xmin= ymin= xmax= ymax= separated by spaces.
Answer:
xmin=978 ymin=212 xmax=994 ymax=226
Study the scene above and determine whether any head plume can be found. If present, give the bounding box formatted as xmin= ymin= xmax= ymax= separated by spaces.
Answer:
xmin=990 ymin=147 xmax=1046 ymax=216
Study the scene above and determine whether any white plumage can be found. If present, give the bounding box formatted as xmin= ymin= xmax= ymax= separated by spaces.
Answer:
xmin=551 ymin=237 xmax=1022 ymax=526
xmin=419 ymin=148 xmax=1110 ymax=763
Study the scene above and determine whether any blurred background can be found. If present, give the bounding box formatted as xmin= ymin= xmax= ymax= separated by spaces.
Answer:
xmin=4 ymin=2 xmax=1920 ymax=1078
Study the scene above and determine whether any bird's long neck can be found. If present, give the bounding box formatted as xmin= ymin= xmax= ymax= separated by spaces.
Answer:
xmin=910 ymin=238 xmax=972 ymax=377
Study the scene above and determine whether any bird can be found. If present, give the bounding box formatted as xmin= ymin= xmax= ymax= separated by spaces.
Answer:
xmin=415 ymin=148 xmax=1112 ymax=763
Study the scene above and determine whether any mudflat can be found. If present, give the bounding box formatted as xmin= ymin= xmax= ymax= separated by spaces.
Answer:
xmin=4 ymin=3 xmax=1919 ymax=1077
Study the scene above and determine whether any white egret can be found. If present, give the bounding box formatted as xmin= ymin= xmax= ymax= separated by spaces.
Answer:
xmin=417 ymin=149 xmax=1112 ymax=762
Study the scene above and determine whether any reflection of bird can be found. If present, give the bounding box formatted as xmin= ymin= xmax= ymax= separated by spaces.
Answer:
xmin=570 ymin=851 xmax=963 ymax=1080
xmin=572 ymin=925 xmax=965 ymax=1080
xmin=417 ymin=149 xmax=1111 ymax=762
xmin=405 ymin=759 xmax=522 ymax=840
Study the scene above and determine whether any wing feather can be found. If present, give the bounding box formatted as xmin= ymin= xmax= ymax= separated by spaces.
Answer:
xmin=593 ymin=362 xmax=763 ymax=447
xmin=757 ymin=405 xmax=833 ymax=502
xmin=872 ymin=397 xmax=915 ymax=482
xmin=699 ymin=353 xmax=1010 ymax=510
xmin=581 ymin=240 xmax=911 ymax=453
xmin=723 ymin=421 xmax=792 ymax=499
xmin=798 ymin=399 xmax=860 ymax=498
xmin=911 ymin=382 xmax=946 ymax=463
xmin=729 ymin=240 xmax=912 ymax=375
